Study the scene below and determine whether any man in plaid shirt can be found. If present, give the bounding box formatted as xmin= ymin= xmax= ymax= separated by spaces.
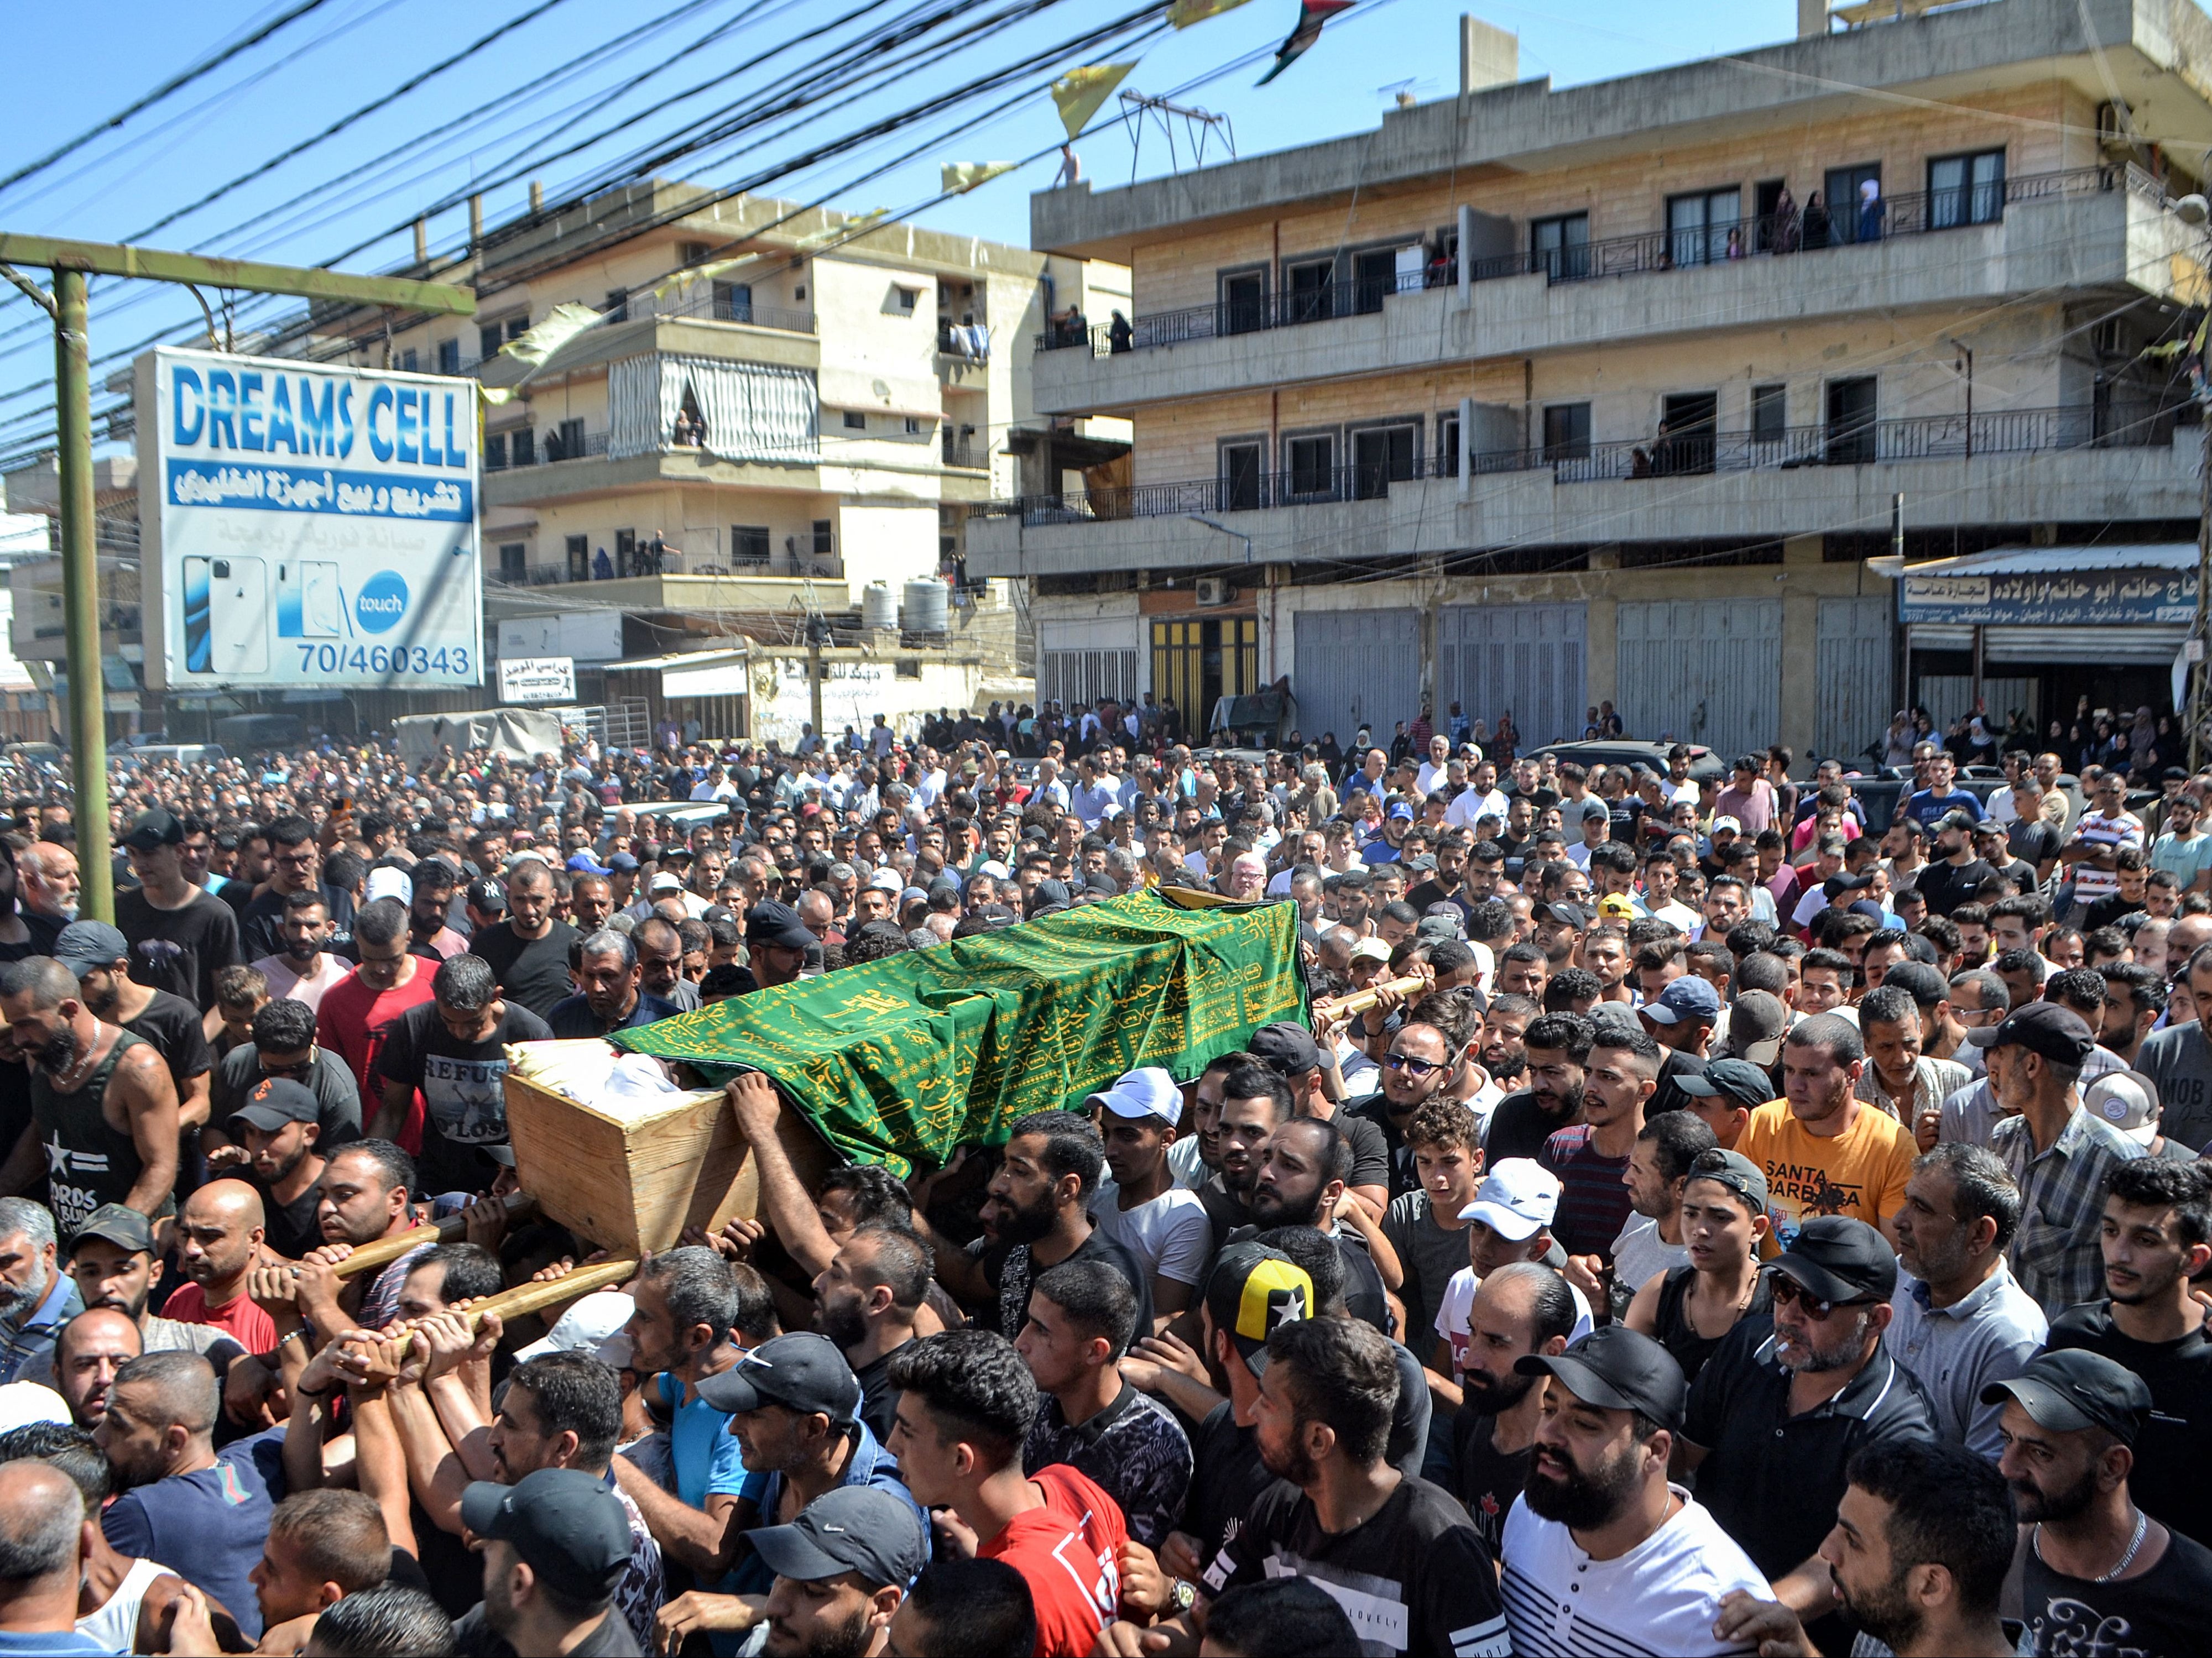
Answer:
xmin=1977 ymin=1002 xmax=2143 ymax=1317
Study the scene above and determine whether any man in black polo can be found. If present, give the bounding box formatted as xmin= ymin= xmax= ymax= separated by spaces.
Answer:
xmin=1681 ymin=1216 xmax=1936 ymax=1652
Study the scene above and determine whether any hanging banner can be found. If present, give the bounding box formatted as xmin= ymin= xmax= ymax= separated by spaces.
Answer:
xmin=1168 ymin=0 xmax=1254 ymax=24
xmin=136 ymin=346 xmax=481 ymax=692
xmin=499 ymin=655 xmax=576 ymax=704
xmin=941 ymin=161 xmax=1018 ymax=195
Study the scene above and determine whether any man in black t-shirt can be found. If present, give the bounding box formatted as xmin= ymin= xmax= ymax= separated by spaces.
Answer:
xmin=237 ymin=817 xmax=354 ymax=965
xmin=1451 ymin=1261 xmax=1575 ymax=1554
xmin=1481 ymin=1012 xmax=1592 ymax=1165
xmin=223 ymin=1077 xmax=328 ymax=1259
xmin=1914 ymin=812 xmax=1996 ymax=919
xmin=468 ymin=861 xmax=578 ymax=1021
xmin=113 ymin=808 xmax=239 ymax=1012
xmin=370 ymin=954 xmax=550 ymax=1197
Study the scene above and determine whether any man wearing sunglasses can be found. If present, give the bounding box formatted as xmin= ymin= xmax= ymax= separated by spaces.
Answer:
xmin=1681 ymin=1216 xmax=1936 ymax=1653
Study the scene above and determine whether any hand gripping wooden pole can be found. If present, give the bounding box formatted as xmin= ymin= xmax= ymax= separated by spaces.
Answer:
xmin=327 ymin=1192 xmax=538 ymax=1279
xmin=1317 ymin=974 xmax=1430 ymax=1019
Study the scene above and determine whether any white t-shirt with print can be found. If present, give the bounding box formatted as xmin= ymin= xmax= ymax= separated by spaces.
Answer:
xmin=1089 ymin=1180 xmax=1213 ymax=1288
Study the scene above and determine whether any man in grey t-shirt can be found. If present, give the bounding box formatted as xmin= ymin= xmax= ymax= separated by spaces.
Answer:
xmin=2135 ymin=996 xmax=2212 ymax=1156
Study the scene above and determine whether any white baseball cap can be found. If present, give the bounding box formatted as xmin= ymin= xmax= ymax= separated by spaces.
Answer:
xmin=365 ymin=866 xmax=413 ymax=907
xmin=514 ymin=1290 xmax=636 ymax=1368
xmin=649 ymin=872 xmax=684 ymax=893
xmin=0 ymin=1382 xmax=70 ymax=1437
xmin=1084 ymin=1066 xmax=1183 ymax=1128
xmin=868 ymin=869 xmax=905 ymax=894
xmin=1458 ymin=1158 xmax=1563 ymax=1241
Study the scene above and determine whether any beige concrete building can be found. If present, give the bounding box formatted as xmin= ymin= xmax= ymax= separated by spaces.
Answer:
xmin=324 ymin=181 xmax=1129 ymax=720
xmin=972 ymin=0 xmax=2212 ymax=760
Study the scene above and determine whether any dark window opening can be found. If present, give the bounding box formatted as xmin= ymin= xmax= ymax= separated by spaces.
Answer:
xmin=1352 ymin=423 xmax=1417 ymax=499
xmin=1826 ymin=376 xmax=1878 ymax=464
xmin=1542 ymin=404 xmax=1592 ymax=463
xmin=1219 ymin=442 xmax=1264 ymax=512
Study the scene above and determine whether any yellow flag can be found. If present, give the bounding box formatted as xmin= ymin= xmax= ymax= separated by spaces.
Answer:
xmin=500 ymin=301 xmax=605 ymax=370
xmin=795 ymin=208 xmax=889 ymax=251
xmin=941 ymin=161 xmax=1017 ymax=196
xmin=1168 ymin=0 xmax=1253 ymax=24
xmin=650 ymin=250 xmax=763 ymax=299
xmin=1052 ymin=64 xmax=1135 ymax=140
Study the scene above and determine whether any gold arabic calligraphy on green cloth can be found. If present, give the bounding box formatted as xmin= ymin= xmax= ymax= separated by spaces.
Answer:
xmin=608 ymin=889 xmax=1307 ymax=1176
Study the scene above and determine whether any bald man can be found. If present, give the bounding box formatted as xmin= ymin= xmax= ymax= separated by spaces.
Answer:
xmin=48 ymin=1307 xmax=140 ymax=1429
xmin=0 ymin=1460 xmax=101 ymax=1650
xmin=160 ymin=1181 xmax=275 ymax=1354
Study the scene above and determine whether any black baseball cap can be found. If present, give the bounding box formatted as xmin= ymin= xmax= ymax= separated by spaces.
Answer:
xmin=745 ymin=901 xmax=816 ymax=954
xmin=466 ymin=878 xmax=506 ymax=913
xmin=1537 ymin=901 xmax=1590 ymax=928
xmin=228 ymin=1077 xmax=319 ymax=1136
xmin=1677 ymin=1059 xmax=1776 ymax=1115
xmin=1203 ymin=1242 xmax=1312 ymax=1376
xmin=1681 ymin=1147 xmax=1769 ymax=1215
xmin=695 ymin=1332 xmax=860 ymax=1426
xmin=68 ymin=1204 xmax=154 ymax=1257
xmin=1966 ymin=1000 xmax=2096 ymax=1066
xmin=459 ymin=1468 xmax=633 ymax=1595
xmin=121 ymin=808 xmax=184 ymax=851
xmin=1772 ymin=1216 xmax=1898 ymax=1304
xmin=748 ymin=1486 xmax=928 ymax=1589
xmin=1981 ymin=1348 xmax=2153 ymax=1445
xmin=1516 ymin=1325 xmax=1688 ymax=1432
xmin=1248 ymin=1021 xmax=1321 ymax=1076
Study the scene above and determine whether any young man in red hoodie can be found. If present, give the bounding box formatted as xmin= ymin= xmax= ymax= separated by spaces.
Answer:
xmin=888 ymin=1330 xmax=1131 ymax=1657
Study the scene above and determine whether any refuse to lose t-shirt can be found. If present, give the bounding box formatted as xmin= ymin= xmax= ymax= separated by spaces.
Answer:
xmin=375 ymin=1000 xmax=551 ymax=1191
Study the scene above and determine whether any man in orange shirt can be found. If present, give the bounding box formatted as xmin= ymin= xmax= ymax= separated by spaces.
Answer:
xmin=888 ymin=1330 xmax=1131 ymax=1657
xmin=159 ymin=1176 xmax=275 ymax=1354
xmin=1737 ymin=1013 xmax=1917 ymax=1256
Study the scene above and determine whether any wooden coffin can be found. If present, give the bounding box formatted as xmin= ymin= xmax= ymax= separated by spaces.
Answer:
xmin=503 ymin=1062 xmax=833 ymax=1258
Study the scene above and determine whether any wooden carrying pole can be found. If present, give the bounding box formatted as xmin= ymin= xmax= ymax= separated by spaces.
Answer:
xmin=377 ymin=1258 xmax=639 ymax=1355
xmin=1319 ymin=975 xmax=1430 ymax=1019
xmin=328 ymin=1192 xmax=538 ymax=1279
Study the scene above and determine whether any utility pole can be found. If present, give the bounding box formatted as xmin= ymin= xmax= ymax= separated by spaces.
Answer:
xmin=805 ymin=611 xmax=831 ymax=750
xmin=2193 ymin=411 xmax=2211 ymax=771
xmin=0 ymin=233 xmax=473 ymax=920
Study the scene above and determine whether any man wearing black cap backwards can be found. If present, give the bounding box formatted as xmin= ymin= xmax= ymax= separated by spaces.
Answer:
xmin=1680 ymin=1216 xmax=1935 ymax=1654
xmin=1988 ymin=1348 xmax=2212 ymax=1658
xmin=456 ymin=1467 xmax=644 ymax=1655
xmin=1499 ymin=1325 xmax=1766 ymax=1657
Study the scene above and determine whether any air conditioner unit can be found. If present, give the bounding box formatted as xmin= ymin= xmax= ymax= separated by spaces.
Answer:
xmin=1195 ymin=578 xmax=1232 ymax=607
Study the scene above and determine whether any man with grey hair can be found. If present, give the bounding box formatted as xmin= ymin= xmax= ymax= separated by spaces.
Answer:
xmin=0 ymin=1197 xmax=79 ymax=1385
xmin=0 ymin=1460 xmax=103 ymax=1651
xmin=546 ymin=930 xmax=676 ymax=1039
xmin=96 ymin=1351 xmax=284 ymax=1641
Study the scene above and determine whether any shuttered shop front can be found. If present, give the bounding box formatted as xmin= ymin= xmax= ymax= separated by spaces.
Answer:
xmin=1615 ymin=599 xmax=1782 ymax=759
xmin=1438 ymin=603 xmax=1588 ymax=750
xmin=1292 ymin=608 xmax=1421 ymax=746
xmin=1816 ymin=597 xmax=1893 ymax=761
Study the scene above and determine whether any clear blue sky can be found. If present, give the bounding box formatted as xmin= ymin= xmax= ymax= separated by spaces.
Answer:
xmin=0 ymin=0 xmax=1801 ymax=456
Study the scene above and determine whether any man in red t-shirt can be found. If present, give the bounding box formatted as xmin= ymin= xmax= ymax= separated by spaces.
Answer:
xmin=887 ymin=1330 xmax=1129 ymax=1657
xmin=161 ymin=1176 xmax=277 ymax=1354
xmin=315 ymin=898 xmax=435 ymax=1154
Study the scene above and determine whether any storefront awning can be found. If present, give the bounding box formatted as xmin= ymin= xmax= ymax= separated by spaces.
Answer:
xmin=1879 ymin=543 xmax=2197 ymax=628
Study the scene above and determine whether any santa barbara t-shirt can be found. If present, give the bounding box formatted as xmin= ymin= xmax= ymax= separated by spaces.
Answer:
xmin=374 ymin=1000 xmax=551 ymax=1194
xmin=1500 ymin=1484 xmax=1768 ymax=1657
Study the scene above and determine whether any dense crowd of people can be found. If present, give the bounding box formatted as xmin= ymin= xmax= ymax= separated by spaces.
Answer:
xmin=0 ymin=716 xmax=2198 ymax=1655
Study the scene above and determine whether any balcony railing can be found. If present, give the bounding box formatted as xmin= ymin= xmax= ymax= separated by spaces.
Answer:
xmin=485 ymin=430 xmax=609 ymax=471
xmin=985 ymin=403 xmax=2178 ymax=525
xmin=1037 ymin=165 xmax=2162 ymax=355
xmin=648 ymin=292 xmax=816 ymax=333
xmin=942 ymin=437 xmax=985 ymax=469
xmin=490 ymin=554 xmax=846 ymax=587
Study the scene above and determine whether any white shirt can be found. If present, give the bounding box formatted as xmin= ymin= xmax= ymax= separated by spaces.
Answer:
xmin=1501 ymin=1486 xmax=1768 ymax=1658
xmin=1415 ymin=761 xmax=1449 ymax=797
xmin=1610 ymin=1215 xmax=1690 ymax=1300
xmin=251 ymin=951 xmax=352 ymax=1015
xmin=1645 ymin=898 xmax=1701 ymax=934
xmin=1166 ymin=1134 xmax=1208 ymax=1191
xmin=1088 ymin=1178 xmax=1212 ymax=1288
xmin=1446 ymin=789 xmax=1511 ymax=834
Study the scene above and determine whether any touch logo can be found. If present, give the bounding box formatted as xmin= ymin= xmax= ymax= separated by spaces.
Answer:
xmin=356 ymin=572 xmax=409 ymax=634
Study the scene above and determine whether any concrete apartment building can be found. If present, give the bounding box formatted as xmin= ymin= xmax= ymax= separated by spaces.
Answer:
xmin=972 ymin=0 xmax=2212 ymax=761
xmin=322 ymin=181 xmax=1129 ymax=720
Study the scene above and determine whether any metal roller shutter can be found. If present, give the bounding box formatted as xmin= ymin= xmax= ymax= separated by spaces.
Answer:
xmin=1815 ymin=597 xmax=1893 ymax=762
xmin=1292 ymin=608 xmax=1421 ymax=747
xmin=1615 ymin=599 xmax=1783 ymax=759
xmin=1438 ymin=603 xmax=1589 ymax=750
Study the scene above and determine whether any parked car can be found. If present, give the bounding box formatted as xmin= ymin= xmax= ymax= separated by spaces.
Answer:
xmin=1524 ymin=740 xmax=1730 ymax=786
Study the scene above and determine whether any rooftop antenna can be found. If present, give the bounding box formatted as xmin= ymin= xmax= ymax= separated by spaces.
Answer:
xmin=1117 ymin=91 xmax=1235 ymax=183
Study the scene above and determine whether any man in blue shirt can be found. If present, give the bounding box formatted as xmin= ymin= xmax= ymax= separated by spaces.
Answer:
xmin=0 ymin=1199 xmax=82 ymax=1387
xmin=96 ymin=1351 xmax=284 ymax=1641
xmin=545 ymin=931 xmax=679 ymax=1039
xmin=1903 ymin=751 xmax=1985 ymax=830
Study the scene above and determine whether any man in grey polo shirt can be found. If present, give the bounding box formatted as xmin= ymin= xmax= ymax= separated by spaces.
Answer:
xmin=1886 ymin=1143 xmax=2046 ymax=1460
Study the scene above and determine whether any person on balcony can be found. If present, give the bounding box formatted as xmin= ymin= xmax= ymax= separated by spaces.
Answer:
xmin=672 ymin=409 xmax=696 ymax=448
xmin=592 ymin=547 xmax=613 ymax=581
xmin=1108 ymin=311 xmax=1132 ymax=354
xmin=1858 ymin=179 xmax=1885 ymax=243
xmin=1772 ymin=189 xmax=1800 ymax=253
xmin=1801 ymin=191 xmax=1830 ymax=249
xmin=1725 ymin=227 xmax=1746 ymax=260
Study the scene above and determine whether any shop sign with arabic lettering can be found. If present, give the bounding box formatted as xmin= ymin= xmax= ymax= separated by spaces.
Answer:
xmin=1898 ymin=569 xmax=2196 ymax=626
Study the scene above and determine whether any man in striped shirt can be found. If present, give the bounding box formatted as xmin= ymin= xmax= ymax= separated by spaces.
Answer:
xmin=2060 ymin=771 xmax=2145 ymax=924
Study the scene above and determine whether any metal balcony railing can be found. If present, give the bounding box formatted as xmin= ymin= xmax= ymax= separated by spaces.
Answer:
xmin=984 ymin=402 xmax=2179 ymax=525
xmin=942 ymin=437 xmax=985 ymax=468
xmin=1036 ymin=165 xmax=2163 ymax=355
xmin=649 ymin=292 xmax=815 ymax=333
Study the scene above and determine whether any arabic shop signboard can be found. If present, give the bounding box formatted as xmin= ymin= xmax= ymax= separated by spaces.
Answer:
xmin=135 ymin=346 xmax=482 ymax=691
xmin=1898 ymin=569 xmax=2197 ymax=627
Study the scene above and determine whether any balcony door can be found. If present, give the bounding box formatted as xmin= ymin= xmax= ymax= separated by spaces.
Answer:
xmin=1351 ymin=423 xmax=1417 ymax=499
xmin=1826 ymin=377 xmax=1877 ymax=464
xmin=1824 ymin=163 xmax=1881 ymax=243
xmin=1657 ymin=392 xmax=1718 ymax=475
xmin=1283 ymin=258 xmax=1334 ymax=325
xmin=1219 ymin=269 xmax=1267 ymax=336
xmin=1219 ymin=441 xmax=1264 ymax=512
xmin=1667 ymin=189 xmax=1739 ymax=267
xmin=1285 ymin=433 xmax=1337 ymax=499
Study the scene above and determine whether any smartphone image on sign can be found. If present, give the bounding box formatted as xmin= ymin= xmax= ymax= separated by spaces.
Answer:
xmin=182 ymin=557 xmax=212 ymax=673
xmin=209 ymin=557 xmax=268 ymax=676
xmin=275 ymin=560 xmax=342 ymax=639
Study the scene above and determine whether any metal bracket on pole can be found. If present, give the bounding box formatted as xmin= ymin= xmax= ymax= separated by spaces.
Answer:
xmin=0 ymin=262 xmax=55 ymax=318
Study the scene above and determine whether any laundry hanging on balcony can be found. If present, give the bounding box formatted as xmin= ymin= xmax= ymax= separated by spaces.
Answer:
xmin=608 ymin=354 xmax=819 ymax=465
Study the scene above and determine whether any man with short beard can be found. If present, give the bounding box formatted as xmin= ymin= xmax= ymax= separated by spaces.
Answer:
xmin=161 ymin=1180 xmax=276 ymax=1355
xmin=1448 ymin=1262 xmax=1574 ymax=1553
xmin=1245 ymin=1119 xmax=1390 ymax=1335
xmin=0 ymin=956 xmax=180 ymax=1236
xmin=1482 ymin=1012 xmax=1592 ymax=1166
xmin=18 ymin=1206 xmax=237 ymax=1395
xmin=1192 ymin=1063 xmax=1293 ymax=1254
xmin=742 ymin=1487 xmax=925 ymax=1658
xmin=1990 ymin=1347 xmax=2212 ymax=1656
xmin=47 ymin=1305 xmax=143 ymax=1429
xmin=1501 ymin=1325 xmax=1766 ymax=1657
xmin=248 ymin=891 xmax=349 ymax=1014
xmin=0 ymin=1196 xmax=79 ymax=1384
xmin=1682 ymin=1217 xmax=1936 ymax=1647
xmin=17 ymin=840 xmax=78 ymax=932
xmin=811 ymin=1225 xmax=928 ymax=1445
